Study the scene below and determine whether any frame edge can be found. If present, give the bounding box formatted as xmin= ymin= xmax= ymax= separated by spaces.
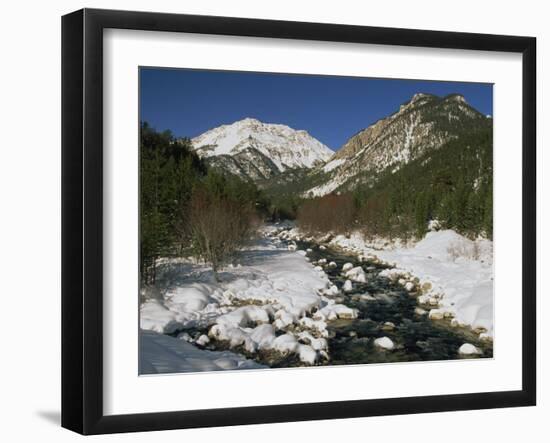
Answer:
xmin=61 ymin=8 xmax=85 ymax=435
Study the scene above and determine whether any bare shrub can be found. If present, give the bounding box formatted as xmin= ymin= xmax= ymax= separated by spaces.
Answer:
xmin=186 ymin=188 xmax=259 ymax=280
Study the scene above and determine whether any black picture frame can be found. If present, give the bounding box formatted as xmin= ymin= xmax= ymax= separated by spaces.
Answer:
xmin=61 ymin=8 xmax=537 ymax=435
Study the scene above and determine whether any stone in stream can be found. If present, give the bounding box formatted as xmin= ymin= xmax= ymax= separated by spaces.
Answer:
xmin=361 ymin=293 xmax=376 ymax=301
xmin=428 ymin=309 xmax=445 ymax=320
xmin=328 ymin=261 xmax=337 ymax=268
xmin=381 ymin=321 xmax=396 ymax=331
xmin=414 ymin=307 xmax=427 ymax=316
xmin=374 ymin=336 xmax=395 ymax=350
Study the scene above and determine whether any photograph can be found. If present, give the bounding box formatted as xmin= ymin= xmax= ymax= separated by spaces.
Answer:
xmin=138 ymin=68 xmax=494 ymax=374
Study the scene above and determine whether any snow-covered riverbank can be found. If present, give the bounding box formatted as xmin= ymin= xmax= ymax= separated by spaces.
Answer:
xmin=318 ymin=229 xmax=494 ymax=338
xmin=139 ymin=230 xmax=358 ymax=371
xmin=140 ymin=330 xmax=265 ymax=374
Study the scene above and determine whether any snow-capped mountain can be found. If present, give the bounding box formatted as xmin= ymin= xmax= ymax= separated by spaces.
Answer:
xmin=191 ymin=118 xmax=333 ymax=182
xmin=305 ymin=93 xmax=490 ymax=197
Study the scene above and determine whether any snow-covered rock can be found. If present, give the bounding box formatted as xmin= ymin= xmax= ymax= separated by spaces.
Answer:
xmin=342 ymin=262 xmax=354 ymax=272
xmin=343 ymin=280 xmax=353 ymax=292
xmin=297 ymin=344 xmax=318 ymax=364
xmin=314 ymin=304 xmax=358 ymax=321
xmin=428 ymin=309 xmax=445 ymax=320
xmin=271 ymin=334 xmax=298 ymax=355
xmin=195 ymin=334 xmax=210 ymax=346
xmin=345 ymin=266 xmax=367 ymax=283
xmin=458 ymin=343 xmax=482 ymax=355
xmin=322 ymin=285 xmax=339 ymax=296
xmin=374 ymin=336 xmax=395 ymax=350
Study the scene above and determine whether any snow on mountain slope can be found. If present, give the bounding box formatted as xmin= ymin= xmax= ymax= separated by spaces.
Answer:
xmin=192 ymin=118 xmax=333 ymax=173
xmin=305 ymin=93 xmax=489 ymax=197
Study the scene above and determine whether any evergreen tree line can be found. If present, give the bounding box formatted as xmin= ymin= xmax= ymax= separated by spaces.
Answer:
xmin=297 ymin=127 xmax=493 ymax=240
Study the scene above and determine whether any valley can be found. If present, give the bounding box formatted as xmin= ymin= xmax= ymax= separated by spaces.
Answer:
xmin=139 ymin=92 xmax=494 ymax=373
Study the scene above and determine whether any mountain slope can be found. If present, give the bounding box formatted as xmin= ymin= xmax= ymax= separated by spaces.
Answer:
xmin=191 ymin=118 xmax=333 ymax=182
xmin=305 ymin=93 xmax=491 ymax=197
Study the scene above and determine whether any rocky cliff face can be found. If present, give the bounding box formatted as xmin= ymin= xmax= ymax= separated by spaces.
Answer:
xmin=305 ymin=93 xmax=490 ymax=197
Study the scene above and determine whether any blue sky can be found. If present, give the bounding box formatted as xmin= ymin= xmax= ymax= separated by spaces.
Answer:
xmin=140 ymin=68 xmax=493 ymax=151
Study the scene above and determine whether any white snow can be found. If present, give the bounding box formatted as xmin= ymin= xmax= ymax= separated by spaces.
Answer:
xmin=140 ymin=299 xmax=183 ymax=334
xmin=192 ymin=118 xmax=333 ymax=172
xmin=140 ymin=330 xmax=264 ymax=374
xmin=329 ymin=229 xmax=494 ymax=337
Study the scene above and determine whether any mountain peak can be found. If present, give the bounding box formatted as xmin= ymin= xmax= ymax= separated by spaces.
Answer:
xmin=238 ymin=117 xmax=262 ymax=126
xmin=398 ymin=93 xmax=436 ymax=113
xmin=410 ymin=92 xmax=435 ymax=103
xmin=443 ymin=93 xmax=467 ymax=104
xmin=191 ymin=118 xmax=333 ymax=179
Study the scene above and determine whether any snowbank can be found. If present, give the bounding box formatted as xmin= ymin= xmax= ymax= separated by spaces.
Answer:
xmin=140 ymin=330 xmax=264 ymax=374
xmin=330 ymin=230 xmax=494 ymax=337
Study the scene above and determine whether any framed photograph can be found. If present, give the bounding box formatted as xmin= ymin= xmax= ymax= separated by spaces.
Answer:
xmin=62 ymin=8 xmax=536 ymax=435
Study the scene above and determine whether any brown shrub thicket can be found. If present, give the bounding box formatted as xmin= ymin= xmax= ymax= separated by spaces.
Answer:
xmin=356 ymin=193 xmax=391 ymax=239
xmin=297 ymin=194 xmax=356 ymax=234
